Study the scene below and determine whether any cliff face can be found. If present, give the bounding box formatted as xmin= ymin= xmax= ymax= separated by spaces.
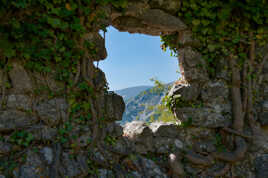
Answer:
xmin=0 ymin=0 xmax=268 ymax=178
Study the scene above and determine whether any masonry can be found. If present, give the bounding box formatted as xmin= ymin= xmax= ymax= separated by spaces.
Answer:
xmin=0 ymin=0 xmax=268 ymax=177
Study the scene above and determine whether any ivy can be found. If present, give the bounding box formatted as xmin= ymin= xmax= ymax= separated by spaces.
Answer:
xmin=161 ymin=0 xmax=268 ymax=77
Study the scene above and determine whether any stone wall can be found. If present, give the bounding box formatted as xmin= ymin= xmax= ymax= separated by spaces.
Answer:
xmin=0 ymin=0 xmax=267 ymax=177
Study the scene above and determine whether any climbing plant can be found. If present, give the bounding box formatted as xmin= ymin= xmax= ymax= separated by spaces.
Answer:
xmin=0 ymin=0 xmax=127 ymax=176
xmin=161 ymin=0 xmax=268 ymax=176
xmin=0 ymin=0 xmax=267 ymax=176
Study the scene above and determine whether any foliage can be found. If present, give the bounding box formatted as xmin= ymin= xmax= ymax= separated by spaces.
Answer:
xmin=161 ymin=0 xmax=268 ymax=77
xmin=146 ymin=79 xmax=177 ymax=123
xmin=0 ymin=0 xmax=128 ymax=154
xmin=9 ymin=131 xmax=34 ymax=147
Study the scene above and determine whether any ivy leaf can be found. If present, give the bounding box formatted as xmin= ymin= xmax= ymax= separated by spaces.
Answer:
xmin=4 ymin=48 xmax=16 ymax=58
xmin=208 ymin=44 xmax=216 ymax=52
xmin=192 ymin=19 xmax=200 ymax=26
xmin=47 ymin=17 xmax=61 ymax=28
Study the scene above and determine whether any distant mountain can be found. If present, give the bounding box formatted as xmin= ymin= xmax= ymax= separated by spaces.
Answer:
xmin=118 ymin=83 xmax=175 ymax=125
xmin=115 ymin=86 xmax=152 ymax=101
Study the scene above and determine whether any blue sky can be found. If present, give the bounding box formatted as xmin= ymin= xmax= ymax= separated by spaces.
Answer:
xmin=97 ymin=26 xmax=180 ymax=91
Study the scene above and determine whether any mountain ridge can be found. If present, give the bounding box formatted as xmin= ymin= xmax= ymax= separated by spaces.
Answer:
xmin=115 ymin=85 xmax=153 ymax=101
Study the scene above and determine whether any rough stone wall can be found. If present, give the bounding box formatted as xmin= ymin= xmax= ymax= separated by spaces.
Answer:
xmin=0 ymin=0 xmax=267 ymax=178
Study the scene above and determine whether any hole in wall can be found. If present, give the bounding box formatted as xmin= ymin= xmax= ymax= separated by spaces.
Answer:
xmin=97 ymin=26 xmax=181 ymax=125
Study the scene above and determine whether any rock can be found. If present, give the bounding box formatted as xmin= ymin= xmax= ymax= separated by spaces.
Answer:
xmin=149 ymin=0 xmax=181 ymax=14
xmin=40 ymin=147 xmax=53 ymax=165
xmin=29 ymin=125 xmax=58 ymax=141
xmin=262 ymin=101 xmax=268 ymax=111
xmin=259 ymin=112 xmax=268 ymax=126
xmin=9 ymin=61 xmax=32 ymax=92
xmin=135 ymin=129 xmax=154 ymax=153
xmin=255 ymin=154 xmax=268 ymax=178
xmin=93 ymin=68 xmax=107 ymax=90
xmin=264 ymin=86 xmax=268 ymax=99
xmin=105 ymin=92 xmax=125 ymax=121
xmin=0 ymin=69 xmax=7 ymax=94
xmin=112 ymin=9 xmax=186 ymax=36
xmin=123 ymin=121 xmax=147 ymax=139
xmin=97 ymin=169 xmax=114 ymax=178
xmin=130 ymin=156 xmax=168 ymax=178
xmin=178 ymin=47 xmax=208 ymax=82
xmin=0 ymin=141 xmax=12 ymax=154
xmin=33 ymin=71 xmax=64 ymax=93
xmin=175 ymin=108 xmax=231 ymax=128
xmin=84 ymin=33 xmax=107 ymax=61
xmin=90 ymin=149 xmax=109 ymax=167
xmin=7 ymin=94 xmax=32 ymax=110
xmin=113 ymin=164 xmax=127 ymax=178
xmin=168 ymin=83 xmax=200 ymax=101
xmin=150 ymin=122 xmax=180 ymax=138
xmin=13 ymin=150 xmax=49 ymax=178
xmin=59 ymin=152 xmax=89 ymax=177
xmin=193 ymin=141 xmax=216 ymax=153
xmin=34 ymin=98 xmax=68 ymax=125
xmin=0 ymin=175 xmax=5 ymax=178
xmin=0 ymin=110 xmax=36 ymax=132
xmin=127 ymin=171 xmax=142 ymax=178
xmin=168 ymin=153 xmax=184 ymax=177
xmin=77 ymin=132 xmax=92 ymax=147
xmin=201 ymin=81 xmax=229 ymax=103
xmin=153 ymin=137 xmax=183 ymax=153
xmin=106 ymin=122 xmax=123 ymax=137
xmin=108 ymin=138 xmax=131 ymax=155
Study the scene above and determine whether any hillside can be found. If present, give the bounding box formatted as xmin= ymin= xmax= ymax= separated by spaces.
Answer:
xmin=115 ymin=85 xmax=152 ymax=101
xmin=118 ymin=82 xmax=175 ymax=125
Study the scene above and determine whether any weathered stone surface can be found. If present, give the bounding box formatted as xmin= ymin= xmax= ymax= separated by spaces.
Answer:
xmin=264 ymin=86 xmax=268 ymax=99
xmin=153 ymin=137 xmax=183 ymax=153
xmin=7 ymin=95 xmax=32 ymax=110
xmin=0 ymin=141 xmax=12 ymax=154
xmin=168 ymin=83 xmax=200 ymax=101
xmin=151 ymin=122 xmax=180 ymax=138
xmin=112 ymin=9 xmax=186 ymax=36
xmin=13 ymin=150 xmax=49 ymax=178
xmin=193 ymin=141 xmax=216 ymax=153
xmin=97 ymin=169 xmax=114 ymax=178
xmin=129 ymin=156 xmax=168 ymax=178
xmin=0 ymin=70 xmax=7 ymax=93
xmin=29 ymin=125 xmax=57 ymax=141
xmin=123 ymin=121 xmax=147 ymax=139
xmin=77 ymin=132 xmax=92 ymax=147
xmin=149 ymin=0 xmax=181 ymax=14
xmin=84 ymin=33 xmax=107 ymax=61
xmin=259 ymin=112 xmax=268 ymax=126
xmin=104 ymin=92 xmax=125 ymax=121
xmin=59 ymin=152 xmax=89 ymax=177
xmin=201 ymin=81 xmax=229 ymax=102
xmin=0 ymin=110 xmax=36 ymax=132
xmin=40 ymin=147 xmax=53 ymax=165
xmin=34 ymin=98 xmax=68 ymax=125
xmin=255 ymin=154 xmax=268 ymax=178
xmin=9 ymin=61 xmax=32 ymax=92
xmin=33 ymin=72 xmax=64 ymax=93
xmin=262 ymin=101 xmax=268 ymax=111
xmin=175 ymin=108 xmax=231 ymax=128
xmin=178 ymin=47 xmax=208 ymax=82
xmin=93 ymin=68 xmax=107 ymax=90
xmin=106 ymin=122 xmax=123 ymax=137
